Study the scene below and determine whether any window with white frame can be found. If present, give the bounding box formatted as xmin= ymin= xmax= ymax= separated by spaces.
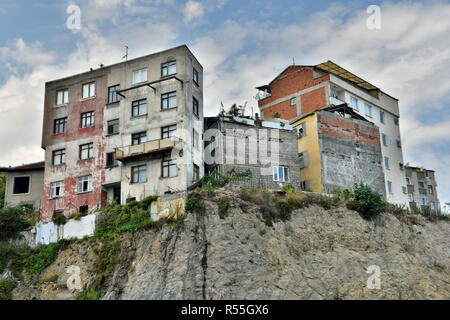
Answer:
xmin=290 ymin=97 xmax=296 ymax=106
xmin=364 ymin=104 xmax=372 ymax=117
xmin=82 ymin=82 xmax=95 ymax=99
xmin=77 ymin=175 xmax=92 ymax=193
xmin=50 ymin=181 xmax=64 ymax=198
xmin=350 ymin=96 xmax=358 ymax=110
xmin=273 ymin=166 xmax=290 ymax=182
xmin=132 ymin=68 xmax=147 ymax=84
xmin=56 ymin=89 xmax=69 ymax=105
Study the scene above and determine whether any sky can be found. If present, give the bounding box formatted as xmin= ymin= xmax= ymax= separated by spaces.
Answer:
xmin=0 ymin=0 xmax=449 ymax=207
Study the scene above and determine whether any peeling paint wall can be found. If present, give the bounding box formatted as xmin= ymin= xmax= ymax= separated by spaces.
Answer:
xmin=150 ymin=192 xmax=186 ymax=221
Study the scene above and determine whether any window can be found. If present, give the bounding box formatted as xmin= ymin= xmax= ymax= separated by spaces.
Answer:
xmin=80 ymin=143 xmax=94 ymax=160
xmin=161 ymin=61 xmax=176 ymax=76
xmin=54 ymin=117 xmax=67 ymax=134
xmin=408 ymin=194 xmax=413 ymax=202
xmin=193 ymin=164 xmax=200 ymax=180
xmin=131 ymin=165 xmax=147 ymax=183
xmin=399 ymin=163 xmax=404 ymax=171
xmin=420 ymin=194 xmax=428 ymax=206
xmin=161 ymin=92 xmax=176 ymax=110
xmin=52 ymin=149 xmax=66 ymax=165
xmin=273 ymin=166 xmax=290 ymax=182
xmin=384 ymin=157 xmax=390 ymax=170
xmin=107 ymin=119 xmax=119 ymax=135
xmin=162 ymin=154 xmax=177 ymax=178
xmin=132 ymin=68 xmax=147 ymax=84
xmin=290 ymin=97 xmax=296 ymax=106
xmin=50 ymin=181 xmax=64 ymax=198
xmin=81 ymin=111 xmax=95 ymax=128
xmin=428 ymin=185 xmax=433 ymax=194
xmin=56 ymin=89 xmax=69 ymax=105
xmin=13 ymin=176 xmax=30 ymax=194
xmin=396 ymin=140 xmax=401 ymax=148
xmin=297 ymin=122 xmax=307 ymax=138
xmin=162 ymin=125 xmax=176 ymax=139
xmin=193 ymin=68 xmax=199 ymax=85
xmin=132 ymin=132 xmax=147 ymax=145
xmin=406 ymin=178 xmax=410 ymax=185
xmin=106 ymin=152 xmax=117 ymax=167
xmin=82 ymin=82 xmax=95 ymax=99
xmin=132 ymin=99 xmax=147 ymax=117
xmin=379 ymin=111 xmax=384 ymax=124
xmin=193 ymin=129 xmax=199 ymax=149
xmin=382 ymin=134 xmax=387 ymax=146
xmin=108 ymin=85 xmax=121 ymax=104
xmin=387 ymin=181 xmax=392 ymax=194
xmin=77 ymin=175 xmax=92 ymax=193
xmin=79 ymin=205 xmax=88 ymax=214
xmin=364 ymin=104 xmax=372 ymax=117
xmin=402 ymin=186 xmax=407 ymax=194
xmin=350 ymin=96 xmax=358 ymax=110
xmin=394 ymin=118 xmax=399 ymax=126
xmin=418 ymin=181 xmax=425 ymax=189
xmin=430 ymin=202 xmax=435 ymax=210
xmin=298 ymin=151 xmax=309 ymax=169
xmin=193 ymin=97 xmax=199 ymax=117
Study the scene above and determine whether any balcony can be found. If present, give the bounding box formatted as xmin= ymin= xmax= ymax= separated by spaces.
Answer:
xmin=330 ymin=96 xmax=346 ymax=106
xmin=116 ymin=137 xmax=176 ymax=162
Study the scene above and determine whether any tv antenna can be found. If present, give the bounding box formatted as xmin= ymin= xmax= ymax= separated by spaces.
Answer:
xmin=122 ymin=46 xmax=129 ymax=61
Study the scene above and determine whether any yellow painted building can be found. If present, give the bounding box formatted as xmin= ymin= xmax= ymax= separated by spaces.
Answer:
xmin=291 ymin=113 xmax=323 ymax=193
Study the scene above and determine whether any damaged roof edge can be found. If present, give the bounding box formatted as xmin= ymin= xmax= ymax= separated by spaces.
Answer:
xmin=1 ymin=161 xmax=45 ymax=172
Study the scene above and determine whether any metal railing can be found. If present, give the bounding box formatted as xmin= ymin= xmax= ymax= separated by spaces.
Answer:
xmin=116 ymin=137 xmax=176 ymax=160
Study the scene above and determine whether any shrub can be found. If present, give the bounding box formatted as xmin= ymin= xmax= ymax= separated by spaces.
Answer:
xmin=218 ymin=197 xmax=231 ymax=219
xmin=185 ymin=193 xmax=205 ymax=215
xmin=53 ymin=214 xmax=67 ymax=226
xmin=239 ymin=188 xmax=252 ymax=201
xmin=281 ymin=184 xmax=295 ymax=193
xmin=0 ymin=205 xmax=33 ymax=241
xmin=0 ymin=174 xmax=5 ymax=208
xmin=348 ymin=184 xmax=386 ymax=220
xmin=140 ymin=196 xmax=158 ymax=211
xmin=276 ymin=201 xmax=291 ymax=220
xmin=0 ymin=279 xmax=16 ymax=300
xmin=285 ymin=191 xmax=307 ymax=208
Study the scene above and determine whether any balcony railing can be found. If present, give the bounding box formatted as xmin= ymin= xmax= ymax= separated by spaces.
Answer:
xmin=330 ymin=96 xmax=346 ymax=106
xmin=116 ymin=137 xmax=176 ymax=161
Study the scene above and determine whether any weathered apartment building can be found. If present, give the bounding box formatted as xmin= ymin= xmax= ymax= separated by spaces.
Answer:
xmin=405 ymin=165 xmax=440 ymax=211
xmin=257 ymin=61 xmax=408 ymax=205
xmin=41 ymin=45 xmax=203 ymax=221
xmin=204 ymin=115 xmax=301 ymax=190
xmin=291 ymin=104 xmax=385 ymax=196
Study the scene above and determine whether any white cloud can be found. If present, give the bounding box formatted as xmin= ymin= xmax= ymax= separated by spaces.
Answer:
xmin=183 ymin=0 xmax=204 ymax=24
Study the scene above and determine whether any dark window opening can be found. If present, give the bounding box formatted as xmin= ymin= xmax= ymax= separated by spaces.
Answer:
xmin=106 ymin=152 xmax=117 ymax=167
xmin=193 ymin=68 xmax=199 ymax=85
xmin=193 ymin=97 xmax=199 ymax=117
xmin=79 ymin=205 xmax=88 ymax=214
xmin=107 ymin=119 xmax=119 ymax=135
xmin=13 ymin=176 xmax=30 ymax=194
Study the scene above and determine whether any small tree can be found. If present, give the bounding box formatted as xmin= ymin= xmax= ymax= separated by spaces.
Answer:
xmin=347 ymin=184 xmax=386 ymax=220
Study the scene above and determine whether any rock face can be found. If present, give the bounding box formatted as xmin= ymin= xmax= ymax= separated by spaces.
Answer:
xmin=11 ymin=188 xmax=450 ymax=300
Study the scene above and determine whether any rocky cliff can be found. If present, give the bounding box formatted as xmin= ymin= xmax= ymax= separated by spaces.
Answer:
xmin=7 ymin=186 xmax=450 ymax=300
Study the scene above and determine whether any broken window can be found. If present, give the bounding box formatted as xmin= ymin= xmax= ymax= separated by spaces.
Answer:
xmin=193 ymin=68 xmax=199 ymax=85
xmin=56 ymin=89 xmax=69 ymax=105
xmin=162 ymin=154 xmax=177 ymax=178
xmin=132 ymin=132 xmax=147 ymax=145
xmin=399 ymin=163 xmax=404 ymax=170
xmin=107 ymin=119 xmax=119 ymax=135
xmin=193 ymin=164 xmax=199 ymax=180
xmin=50 ymin=181 xmax=64 ymax=198
xmin=162 ymin=125 xmax=177 ymax=139
xmin=77 ymin=175 xmax=92 ymax=193
xmin=81 ymin=111 xmax=95 ymax=128
xmin=132 ymin=99 xmax=147 ymax=117
xmin=161 ymin=61 xmax=176 ymax=77
xmin=131 ymin=165 xmax=147 ymax=183
xmin=108 ymin=85 xmax=121 ymax=104
xmin=82 ymin=82 xmax=95 ymax=99
xmin=132 ymin=68 xmax=147 ymax=84
xmin=161 ymin=92 xmax=176 ymax=110
xmin=79 ymin=205 xmax=88 ymax=214
xmin=273 ymin=166 xmax=289 ymax=182
xmin=54 ymin=117 xmax=67 ymax=134
xmin=13 ymin=176 xmax=30 ymax=194
xmin=193 ymin=97 xmax=199 ymax=117
xmin=52 ymin=149 xmax=66 ymax=165
xmin=106 ymin=152 xmax=117 ymax=167
xmin=297 ymin=122 xmax=306 ymax=138
xmin=80 ymin=143 xmax=94 ymax=160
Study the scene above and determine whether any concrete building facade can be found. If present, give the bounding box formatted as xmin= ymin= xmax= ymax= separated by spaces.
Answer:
xmin=291 ymin=105 xmax=385 ymax=197
xmin=405 ymin=165 xmax=440 ymax=211
xmin=257 ymin=61 xmax=407 ymax=205
xmin=204 ymin=116 xmax=301 ymax=190
xmin=1 ymin=161 xmax=45 ymax=210
xmin=41 ymin=45 xmax=203 ymax=221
